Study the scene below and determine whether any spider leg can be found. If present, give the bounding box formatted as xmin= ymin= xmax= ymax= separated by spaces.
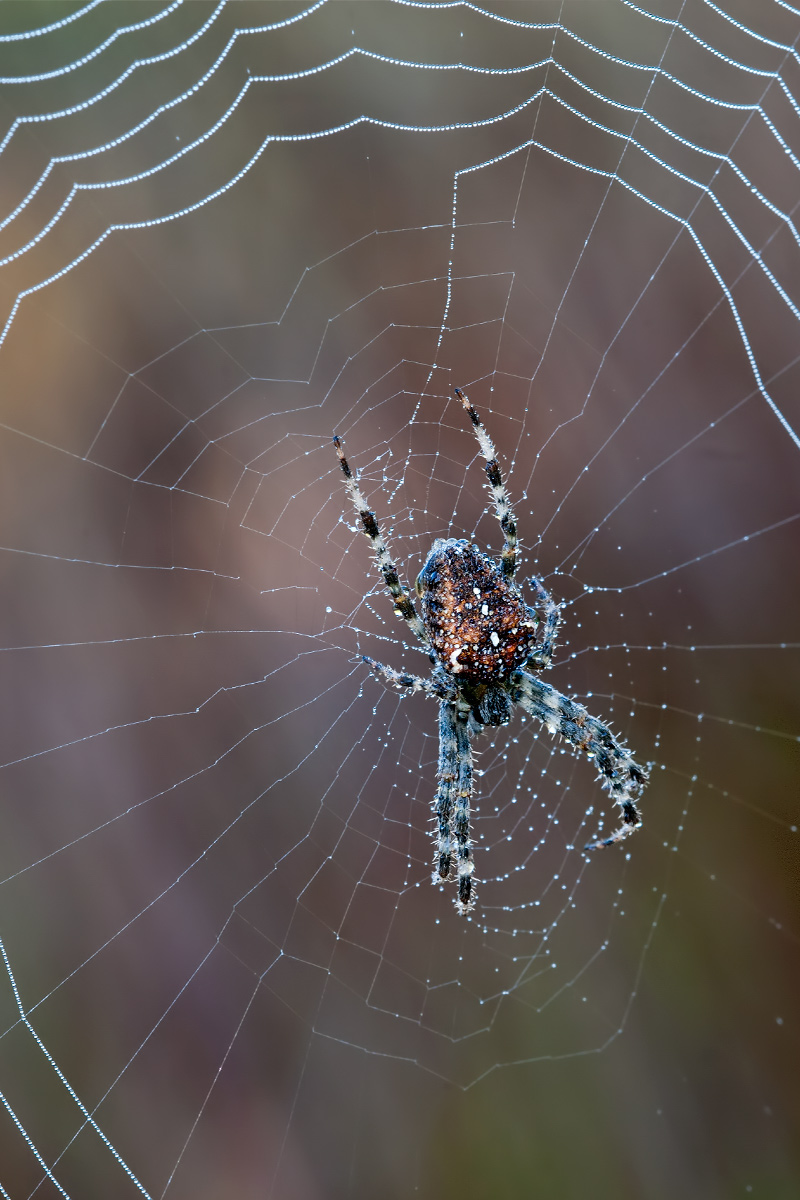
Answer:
xmin=526 ymin=576 xmax=561 ymax=671
xmin=454 ymin=388 xmax=518 ymax=582
xmin=452 ymin=710 xmax=477 ymax=915
xmin=334 ymin=436 xmax=430 ymax=649
xmin=434 ymin=703 xmax=459 ymax=886
xmin=510 ymin=671 xmax=648 ymax=849
xmin=362 ymin=655 xmax=452 ymax=702
xmin=435 ymin=702 xmax=477 ymax=914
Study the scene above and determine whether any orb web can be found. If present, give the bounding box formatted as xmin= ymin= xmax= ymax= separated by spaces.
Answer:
xmin=0 ymin=2 xmax=797 ymax=1196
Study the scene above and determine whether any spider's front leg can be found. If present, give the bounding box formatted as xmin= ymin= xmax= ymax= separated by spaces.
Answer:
xmin=453 ymin=711 xmax=477 ymax=914
xmin=510 ymin=671 xmax=648 ymax=847
xmin=434 ymin=703 xmax=458 ymax=886
xmin=435 ymin=702 xmax=476 ymax=915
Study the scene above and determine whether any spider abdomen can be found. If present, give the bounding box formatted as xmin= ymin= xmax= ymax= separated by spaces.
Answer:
xmin=416 ymin=539 xmax=537 ymax=682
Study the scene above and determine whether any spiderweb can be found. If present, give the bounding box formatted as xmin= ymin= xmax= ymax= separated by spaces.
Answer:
xmin=0 ymin=1 xmax=797 ymax=1195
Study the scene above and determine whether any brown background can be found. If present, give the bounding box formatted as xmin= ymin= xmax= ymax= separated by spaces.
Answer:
xmin=0 ymin=2 xmax=797 ymax=1197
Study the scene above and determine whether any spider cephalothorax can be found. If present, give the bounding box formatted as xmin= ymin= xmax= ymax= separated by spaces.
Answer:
xmin=334 ymin=388 xmax=649 ymax=915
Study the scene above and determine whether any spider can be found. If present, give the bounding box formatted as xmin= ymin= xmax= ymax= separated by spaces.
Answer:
xmin=333 ymin=389 xmax=648 ymax=916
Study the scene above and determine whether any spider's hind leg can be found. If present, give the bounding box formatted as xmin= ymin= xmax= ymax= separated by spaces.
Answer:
xmin=454 ymin=389 xmax=518 ymax=582
xmin=527 ymin=576 xmax=561 ymax=671
xmin=334 ymin=436 xmax=430 ymax=648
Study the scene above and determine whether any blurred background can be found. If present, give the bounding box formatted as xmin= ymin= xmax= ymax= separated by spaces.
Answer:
xmin=0 ymin=1 xmax=797 ymax=1196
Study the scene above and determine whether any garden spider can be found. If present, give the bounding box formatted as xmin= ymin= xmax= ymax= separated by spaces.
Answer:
xmin=334 ymin=389 xmax=648 ymax=915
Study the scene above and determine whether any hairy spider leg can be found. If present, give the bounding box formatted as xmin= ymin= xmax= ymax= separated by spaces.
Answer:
xmin=452 ymin=710 xmax=476 ymax=914
xmin=361 ymin=660 xmax=469 ymax=900
xmin=510 ymin=671 xmax=647 ymax=849
xmin=364 ymin=672 xmax=476 ymax=914
xmin=334 ymin=436 xmax=430 ymax=648
xmin=527 ymin=576 xmax=562 ymax=670
xmin=454 ymin=388 xmax=518 ymax=582
xmin=434 ymin=703 xmax=460 ymax=885
xmin=361 ymin=655 xmax=451 ymax=702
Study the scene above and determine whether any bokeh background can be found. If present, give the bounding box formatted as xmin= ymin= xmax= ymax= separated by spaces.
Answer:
xmin=0 ymin=2 xmax=797 ymax=1197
